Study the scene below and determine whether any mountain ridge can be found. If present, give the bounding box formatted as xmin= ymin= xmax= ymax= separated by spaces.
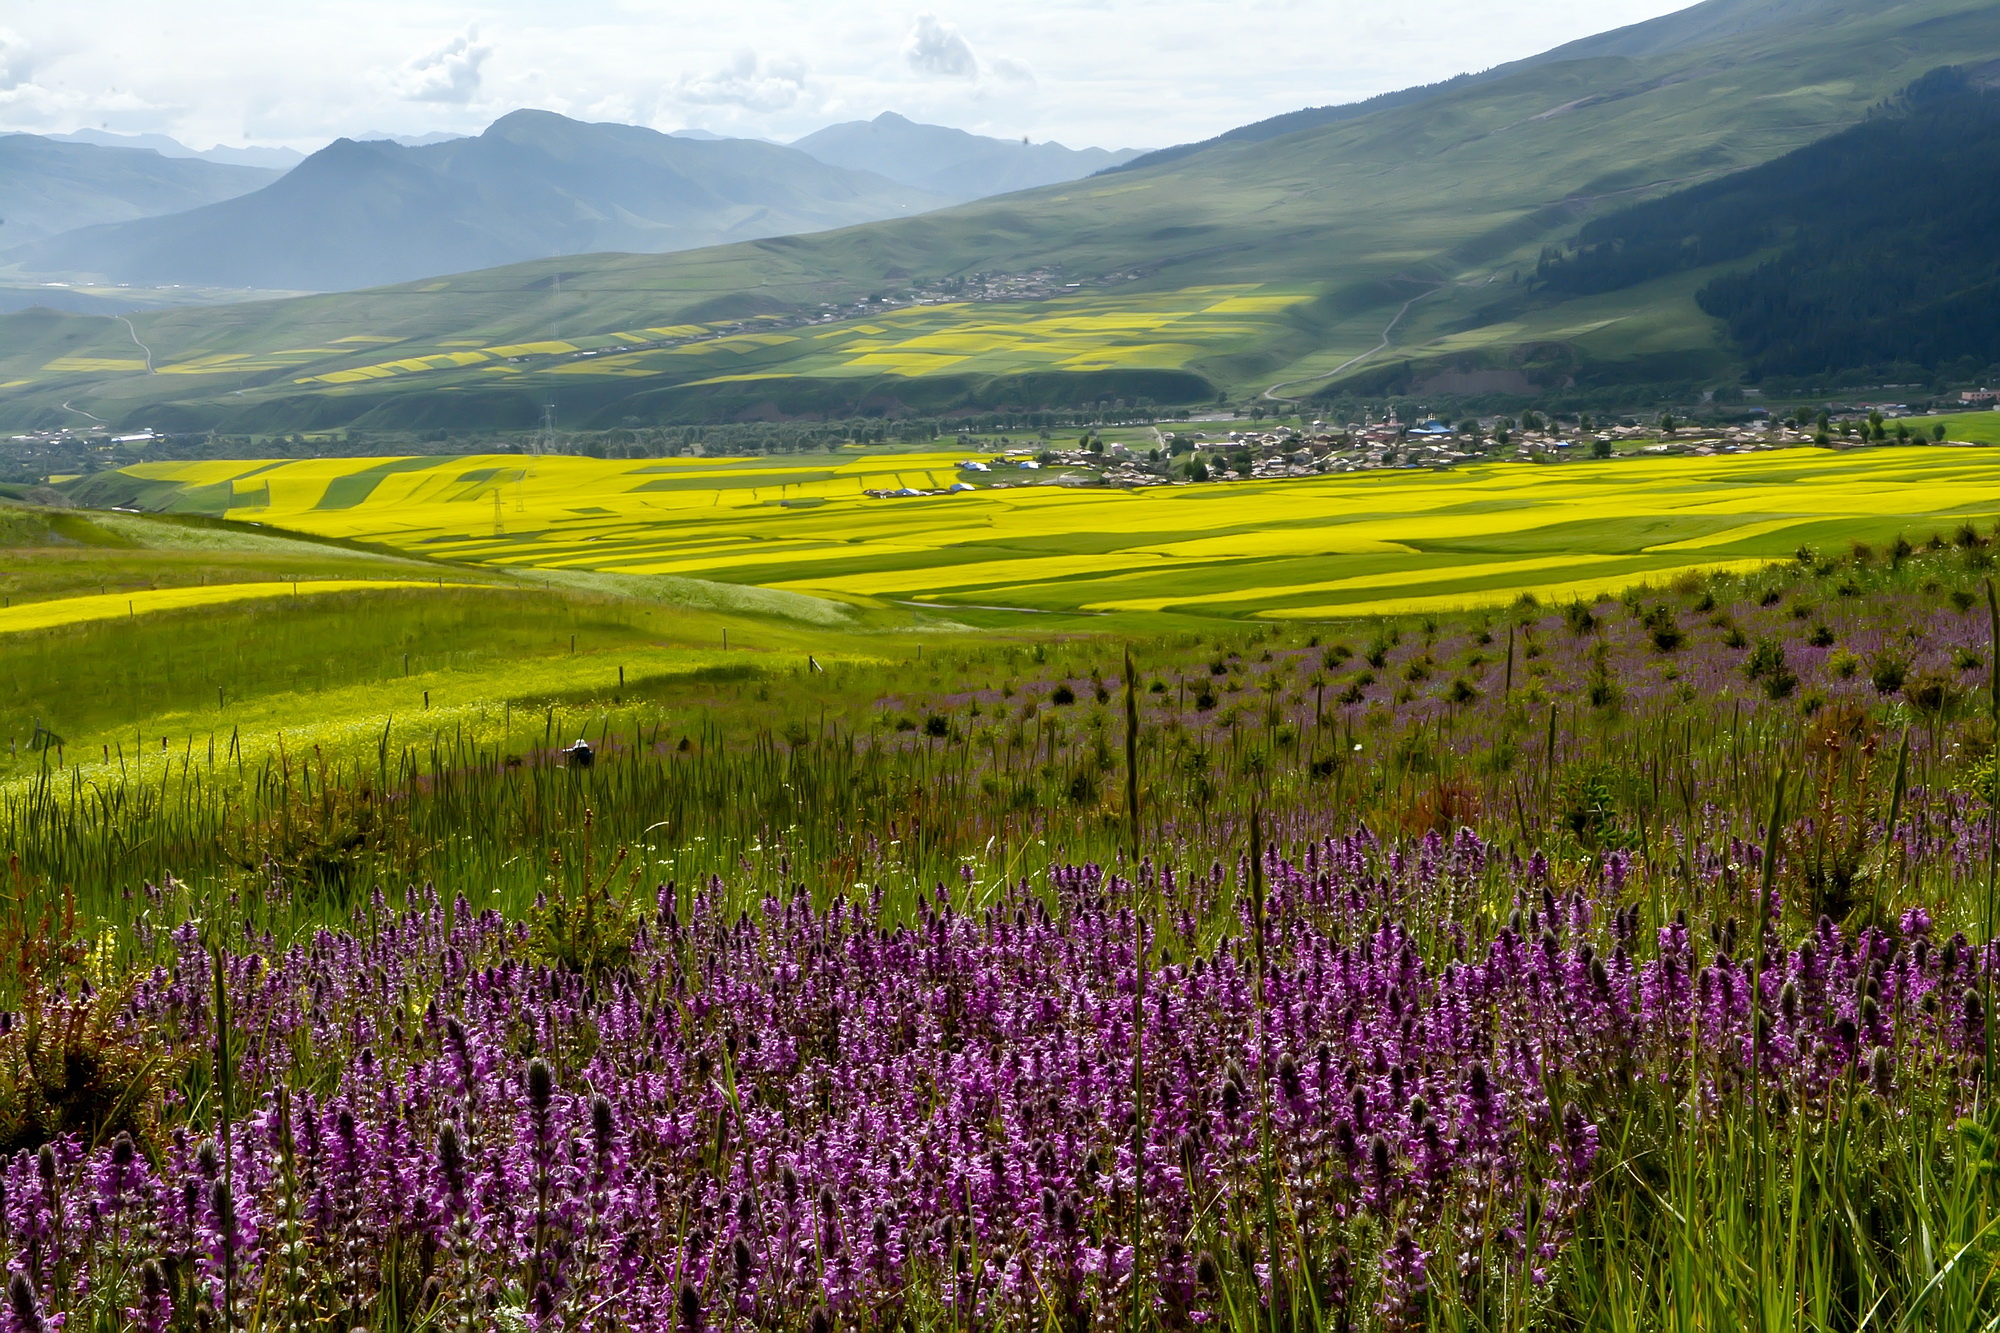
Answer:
xmin=7 ymin=110 xmax=944 ymax=292
xmin=43 ymin=129 xmax=304 ymax=171
xmin=792 ymin=113 xmax=1140 ymax=200
xmin=0 ymin=135 xmax=281 ymax=247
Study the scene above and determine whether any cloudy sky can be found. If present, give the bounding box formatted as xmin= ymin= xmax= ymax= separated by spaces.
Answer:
xmin=0 ymin=0 xmax=1692 ymax=153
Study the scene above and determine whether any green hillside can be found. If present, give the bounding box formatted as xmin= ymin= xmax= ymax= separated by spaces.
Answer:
xmin=0 ymin=0 xmax=1992 ymax=431
xmin=1530 ymin=66 xmax=2000 ymax=385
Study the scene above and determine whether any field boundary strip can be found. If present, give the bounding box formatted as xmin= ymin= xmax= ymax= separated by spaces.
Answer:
xmin=0 ymin=580 xmax=470 ymax=635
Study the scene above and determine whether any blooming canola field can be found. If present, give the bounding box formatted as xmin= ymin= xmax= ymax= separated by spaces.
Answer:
xmin=113 ymin=445 xmax=2000 ymax=625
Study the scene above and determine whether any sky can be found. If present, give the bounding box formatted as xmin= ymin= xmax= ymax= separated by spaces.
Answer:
xmin=0 ymin=0 xmax=1695 ymax=153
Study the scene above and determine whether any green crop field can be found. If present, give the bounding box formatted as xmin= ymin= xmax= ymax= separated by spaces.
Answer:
xmin=75 ymin=442 xmax=2000 ymax=628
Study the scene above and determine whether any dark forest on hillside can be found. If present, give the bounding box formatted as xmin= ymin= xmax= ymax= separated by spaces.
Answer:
xmin=1535 ymin=65 xmax=2000 ymax=381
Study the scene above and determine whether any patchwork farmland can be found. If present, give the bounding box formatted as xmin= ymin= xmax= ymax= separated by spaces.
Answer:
xmin=83 ymin=443 xmax=2000 ymax=627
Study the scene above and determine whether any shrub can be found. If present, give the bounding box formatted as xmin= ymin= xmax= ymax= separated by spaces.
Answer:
xmin=1556 ymin=763 xmax=1618 ymax=845
xmin=1828 ymin=649 xmax=1861 ymax=679
xmin=1746 ymin=639 xmax=1798 ymax=699
xmin=1905 ymin=671 xmax=1952 ymax=716
xmin=1051 ymin=683 xmax=1077 ymax=705
xmin=1870 ymin=654 xmax=1909 ymax=695
xmin=528 ymin=864 xmax=640 ymax=980
xmin=924 ymin=714 xmax=950 ymax=738
xmin=1951 ymin=589 xmax=1977 ymax=613
xmin=1807 ymin=623 xmax=1836 ymax=648
xmin=1643 ymin=604 xmax=1684 ymax=652
xmin=1563 ymin=601 xmax=1598 ymax=636
xmin=1587 ymin=647 xmax=1621 ymax=709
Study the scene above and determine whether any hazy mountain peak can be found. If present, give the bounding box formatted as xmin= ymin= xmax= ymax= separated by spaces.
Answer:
xmin=44 ymin=129 xmax=303 ymax=170
xmin=791 ymin=113 xmax=1141 ymax=200
xmin=0 ymin=134 xmax=281 ymax=247
xmin=352 ymin=130 xmax=468 ymax=148
xmin=7 ymin=112 xmax=944 ymax=293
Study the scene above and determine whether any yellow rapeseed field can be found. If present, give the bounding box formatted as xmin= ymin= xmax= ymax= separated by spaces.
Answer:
xmin=114 ymin=445 xmax=2000 ymax=624
xmin=0 ymin=580 xmax=452 ymax=634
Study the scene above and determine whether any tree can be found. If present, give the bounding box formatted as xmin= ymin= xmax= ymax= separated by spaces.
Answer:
xmin=1591 ymin=437 xmax=1614 ymax=459
xmin=1659 ymin=413 xmax=1677 ymax=436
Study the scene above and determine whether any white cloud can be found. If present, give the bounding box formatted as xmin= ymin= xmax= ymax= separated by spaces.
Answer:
xmin=987 ymin=55 xmax=1036 ymax=87
xmin=676 ymin=50 xmax=810 ymax=112
xmin=398 ymin=29 xmax=489 ymax=105
xmin=0 ymin=29 xmax=32 ymax=92
xmin=0 ymin=1 xmax=1702 ymax=156
xmin=903 ymin=14 xmax=977 ymax=80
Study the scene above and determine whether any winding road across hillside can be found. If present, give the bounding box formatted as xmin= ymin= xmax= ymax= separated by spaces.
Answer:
xmin=1262 ymin=283 xmax=1444 ymax=404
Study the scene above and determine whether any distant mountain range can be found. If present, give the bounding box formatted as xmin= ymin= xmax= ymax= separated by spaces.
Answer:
xmin=0 ymin=135 xmax=280 ymax=247
xmin=2 ymin=113 xmax=1142 ymax=295
xmin=5 ymin=0 xmax=1994 ymax=431
xmin=44 ymin=130 xmax=305 ymax=171
xmin=790 ymin=113 xmax=1141 ymax=200
xmin=7 ymin=110 xmax=945 ymax=292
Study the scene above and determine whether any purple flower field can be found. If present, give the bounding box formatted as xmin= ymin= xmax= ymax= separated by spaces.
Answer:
xmin=6 ymin=830 xmax=1995 ymax=1331
xmin=5 ymin=544 xmax=2000 ymax=1329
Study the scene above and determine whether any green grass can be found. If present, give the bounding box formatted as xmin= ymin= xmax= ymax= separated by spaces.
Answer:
xmin=1 ymin=0 xmax=1994 ymax=429
xmin=1937 ymin=410 xmax=2000 ymax=444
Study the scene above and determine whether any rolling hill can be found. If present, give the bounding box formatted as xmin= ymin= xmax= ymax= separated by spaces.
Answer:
xmin=1529 ymin=64 xmax=2000 ymax=384
xmin=0 ymin=134 xmax=280 ymax=247
xmin=791 ymin=113 xmax=1141 ymax=200
xmin=7 ymin=110 xmax=944 ymax=293
xmin=0 ymin=0 xmax=1995 ymax=432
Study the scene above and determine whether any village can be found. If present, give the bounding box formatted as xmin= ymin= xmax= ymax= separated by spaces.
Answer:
xmin=891 ymin=406 xmax=1948 ymax=496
